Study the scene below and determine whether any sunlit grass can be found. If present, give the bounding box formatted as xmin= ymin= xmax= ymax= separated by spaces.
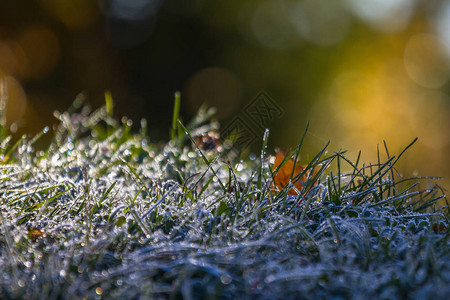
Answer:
xmin=0 ymin=96 xmax=448 ymax=299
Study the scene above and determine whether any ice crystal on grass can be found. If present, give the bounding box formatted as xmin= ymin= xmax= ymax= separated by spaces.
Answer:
xmin=0 ymin=101 xmax=448 ymax=299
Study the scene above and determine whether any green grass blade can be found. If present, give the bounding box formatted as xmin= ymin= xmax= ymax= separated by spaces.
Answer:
xmin=171 ymin=91 xmax=181 ymax=141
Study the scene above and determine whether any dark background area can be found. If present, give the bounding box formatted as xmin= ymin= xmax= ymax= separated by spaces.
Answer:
xmin=1 ymin=0 xmax=449 ymax=189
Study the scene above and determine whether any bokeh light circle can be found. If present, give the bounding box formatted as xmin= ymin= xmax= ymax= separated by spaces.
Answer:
xmin=345 ymin=0 xmax=414 ymax=33
xmin=251 ymin=0 xmax=300 ymax=50
xmin=290 ymin=0 xmax=350 ymax=46
xmin=434 ymin=1 xmax=450 ymax=56
xmin=404 ymin=34 xmax=450 ymax=89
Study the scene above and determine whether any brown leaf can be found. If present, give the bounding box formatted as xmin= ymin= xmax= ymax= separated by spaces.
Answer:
xmin=195 ymin=131 xmax=221 ymax=151
xmin=432 ymin=223 xmax=447 ymax=234
xmin=272 ymin=149 xmax=321 ymax=196
xmin=27 ymin=227 xmax=44 ymax=242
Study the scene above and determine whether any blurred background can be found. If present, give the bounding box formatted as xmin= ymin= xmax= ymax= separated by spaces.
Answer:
xmin=0 ymin=0 xmax=449 ymax=190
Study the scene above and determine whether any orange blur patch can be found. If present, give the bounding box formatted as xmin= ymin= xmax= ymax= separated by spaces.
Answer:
xmin=17 ymin=25 xmax=60 ymax=79
xmin=272 ymin=149 xmax=321 ymax=196
xmin=0 ymin=76 xmax=27 ymax=126
xmin=0 ymin=42 xmax=22 ymax=77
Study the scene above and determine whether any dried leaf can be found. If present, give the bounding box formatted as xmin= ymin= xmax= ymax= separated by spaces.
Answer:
xmin=432 ymin=223 xmax=447 ymax=234
xmin=27 ymin=227 xmax=44 ymax=242
xmin=195 ymin=131 xmax=221 ymax=151
xmin=271 ymin=149 xmax=321 ymax=195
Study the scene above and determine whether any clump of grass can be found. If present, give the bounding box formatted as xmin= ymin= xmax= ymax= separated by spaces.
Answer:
xmin=0 ymin=94 xmax=448 ymax=299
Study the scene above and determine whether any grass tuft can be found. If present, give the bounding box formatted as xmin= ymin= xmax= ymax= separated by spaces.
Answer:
xmin=0 ymin=97 xmax=448 ymax=299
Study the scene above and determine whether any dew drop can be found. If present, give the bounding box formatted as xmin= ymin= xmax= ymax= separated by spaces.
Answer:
xmin=95 ymin=287 xmax=103 ymax=295
xmin=220 ymin=274 xmax=232 ymax=285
